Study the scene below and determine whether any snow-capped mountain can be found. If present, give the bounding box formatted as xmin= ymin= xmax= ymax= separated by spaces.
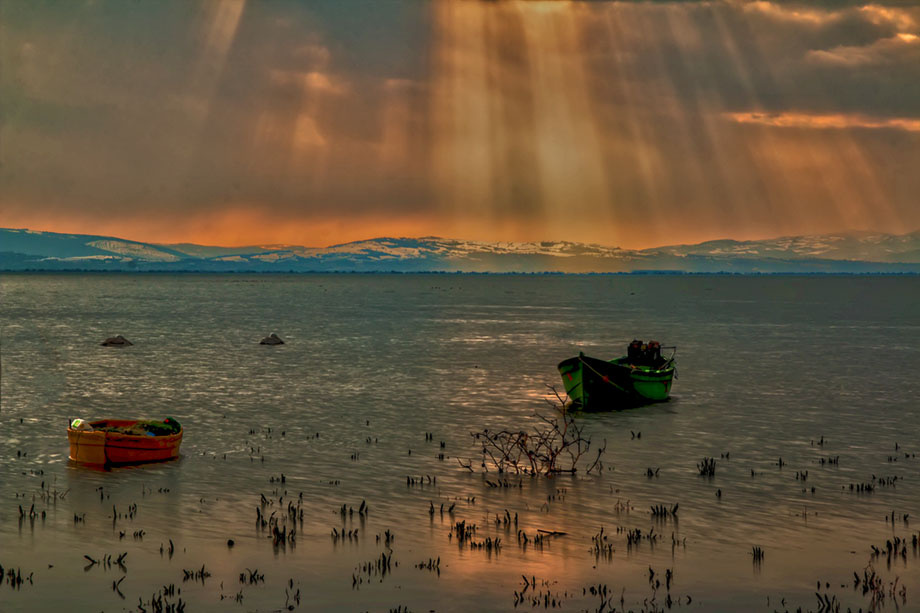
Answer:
xmin=1 ymin=228 xmax=918 ymax=273
xmin=0 ymin=229 xmax=188 ymax=262
xmin=643 ymin=231 xmax=920 ymax=264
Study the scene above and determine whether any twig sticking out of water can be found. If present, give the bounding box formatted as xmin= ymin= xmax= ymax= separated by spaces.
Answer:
xmin=624 ymin=527 xmax=659 ymax=549
xmin=517 ymin=529 xmax=554 ymax=549
xmin=376 ymin=529 xmax=395 ymax=547
xmin=138 ymin=584 xmax=184 ymax=612
xmin=414 ymin=557 xmax=440 ymax=575
xmin=331 ymin=527 xmax=359 ymax=543
xmin=697 ymin=457 xmax=716 ymax=477
xmin=490 ymin=509 xmax=518 ymax=529
xmin=3 ymin=566 xmax=34 ymax=589
xmin=447 ymin=519 xmax=499 ymax=552
xmin=449 ymin=520 xmax=476 ymax=545
xmin=182 ymin=565 xmax=210 ymax=583
xmin=83 ymin=552 xmax=126 ymax=572
xmin=514 ymin=578 xmax=567 ymax=609
xmin=285 ymin=578 xmax=302 ymax=610
xmin=407 ymin=474 xmax=437 ymax=485
xmin=650 ymin=504 xmax=678 ymax=519
xmin=112 ymin=576 xmax=125 ymax=599
xmin=591 ymin=527 xmax=613 ymax=559
xmin=239 ymin=568 xmax=264 ymax=585
xmin=352 ymin=552 xmax=394 ymax=589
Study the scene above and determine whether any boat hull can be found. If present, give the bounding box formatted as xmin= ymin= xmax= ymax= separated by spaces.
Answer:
xmin=68 ymin=420 xmax=183 ymax=466
xmin=558 ymin=354 xmax=674 ymax=410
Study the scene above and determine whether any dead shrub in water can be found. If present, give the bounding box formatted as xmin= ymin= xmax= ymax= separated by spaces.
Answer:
xmin=458 ymin=387 xmax=605 ymax=476
xmin=697 ymin=457 xmax=716 ymax=477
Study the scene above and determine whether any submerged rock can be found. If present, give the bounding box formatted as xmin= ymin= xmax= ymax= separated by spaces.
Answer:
xmin=260 ymin=333 xmax=284 ymax=345
xmin=101 ymin=335 xmax=133 ymax=347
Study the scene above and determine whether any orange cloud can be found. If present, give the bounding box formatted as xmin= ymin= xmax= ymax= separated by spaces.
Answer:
xmin=740 ymin=1 xmax=842 ymax=26
xmin=724 ymin=111 xmax=920 ymax=132
xmin=859 ymin=5 xmax=918 ymax=32
xmin=0 ymin=206 xmax=441 ymax=248
xmin=806 ymin=33 xmax=920 ymax=66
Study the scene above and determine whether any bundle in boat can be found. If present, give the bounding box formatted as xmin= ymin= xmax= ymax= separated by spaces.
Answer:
xmin=68 ymin=418 xmax=182 ymax=466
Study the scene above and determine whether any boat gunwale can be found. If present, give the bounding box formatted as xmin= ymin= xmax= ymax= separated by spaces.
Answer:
xmin=67 ymin=419 xmax=183 ymax=466
xmin=609 ymin=356 xmax=676 ymax=376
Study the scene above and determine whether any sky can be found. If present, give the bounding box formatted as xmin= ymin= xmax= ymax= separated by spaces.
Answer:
xmin=1 ymin=0 xmax=919 ymax=250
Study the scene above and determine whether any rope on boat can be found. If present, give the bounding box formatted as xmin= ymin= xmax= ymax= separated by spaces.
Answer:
xmin=72 ymin=428 xmax=83 ymax=461
xmin=70 ymin=426 xmax=112 ymax=468
xmin=578 ymin=355 xmax=675 ymax=393
xmin=577 ymin=356 xmax=630 ymax=394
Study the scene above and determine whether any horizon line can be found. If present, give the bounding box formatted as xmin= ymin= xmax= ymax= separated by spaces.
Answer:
xmin=4 ymin=226 xmax=920 ymax=254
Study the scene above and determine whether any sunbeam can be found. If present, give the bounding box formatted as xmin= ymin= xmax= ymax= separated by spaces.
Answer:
xmin=1 ymin=1 xmax=918 ymax=247
xmin=426 ymin=0 xmax=920 ymax=248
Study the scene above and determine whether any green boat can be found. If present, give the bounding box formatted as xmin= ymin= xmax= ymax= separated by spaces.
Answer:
xmin=558 ymin=340 xmax=676 ymax=410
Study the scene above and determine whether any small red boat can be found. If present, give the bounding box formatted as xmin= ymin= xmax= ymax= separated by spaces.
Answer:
xmin=68 ymin=419 xmax=183 ymax=466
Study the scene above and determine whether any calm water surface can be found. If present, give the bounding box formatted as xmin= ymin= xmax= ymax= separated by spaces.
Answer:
xmin=1 ymin=274 xmax=918 ymax=612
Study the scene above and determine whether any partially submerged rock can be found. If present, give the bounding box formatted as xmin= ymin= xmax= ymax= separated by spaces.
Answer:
xmin=101 ymin=335 xmax=133 ymax=347
xmin=260 ymin=333 xmax=284 ymax=345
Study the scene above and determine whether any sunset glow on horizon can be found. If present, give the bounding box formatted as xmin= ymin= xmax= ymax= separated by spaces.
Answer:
xmin=2 ymin=1 xmax=919 ymax=250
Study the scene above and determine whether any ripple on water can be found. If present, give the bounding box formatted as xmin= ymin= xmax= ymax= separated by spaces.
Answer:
xmin=1 ymin=274 xmax=918 ymax=612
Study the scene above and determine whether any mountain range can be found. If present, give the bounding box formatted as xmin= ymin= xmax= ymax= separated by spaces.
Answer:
xmin=2 ymin=228 xmax=919 ymax=273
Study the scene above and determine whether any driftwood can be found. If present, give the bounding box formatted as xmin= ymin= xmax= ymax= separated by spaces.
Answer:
xmin=459 ymin=386 xmax=605 ymax=476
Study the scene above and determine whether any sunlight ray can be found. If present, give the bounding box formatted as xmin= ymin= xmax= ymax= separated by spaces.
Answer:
xmin=431 ymin=1 xmax=616 ymax=243
xmin=187 ymin=0 xmax=247 ymax=123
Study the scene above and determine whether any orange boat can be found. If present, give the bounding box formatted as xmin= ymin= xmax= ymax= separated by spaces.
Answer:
xmin=68 ymin=419 xmax=183 ymax=466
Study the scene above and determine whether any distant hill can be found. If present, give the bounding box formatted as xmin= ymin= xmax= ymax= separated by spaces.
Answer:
xmin=1 ymin=228 xmax=918 ymax=273
xmin=642 ymin=231 xmax=920 ymax=264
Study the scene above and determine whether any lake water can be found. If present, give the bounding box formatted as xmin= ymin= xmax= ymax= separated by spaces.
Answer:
xmin=1 ymin=273 xmax=918 ymax=612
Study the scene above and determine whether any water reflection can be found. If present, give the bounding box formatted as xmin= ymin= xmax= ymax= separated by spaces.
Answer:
xmin=1 ymin=274 xmax=918 ymax=611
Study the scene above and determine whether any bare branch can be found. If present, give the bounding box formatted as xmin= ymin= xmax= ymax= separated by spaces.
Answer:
xmin=459 ymin=390 xmax=600 ymax=476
